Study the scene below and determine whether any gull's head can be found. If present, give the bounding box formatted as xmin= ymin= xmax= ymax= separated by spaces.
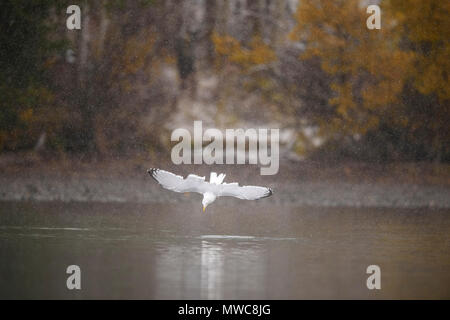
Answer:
xmin=202 ymin=198 xmax=209 ymax=212
xmin=202 ymin=192 xmax=216 ymax=212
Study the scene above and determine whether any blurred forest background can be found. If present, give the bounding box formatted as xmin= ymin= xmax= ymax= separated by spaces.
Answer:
xmin=0 ymin=0 xmax=448 ymax=163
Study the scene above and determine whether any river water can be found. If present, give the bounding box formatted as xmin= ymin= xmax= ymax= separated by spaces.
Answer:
xmin=0 ymin=201 xmax=448 ymax=299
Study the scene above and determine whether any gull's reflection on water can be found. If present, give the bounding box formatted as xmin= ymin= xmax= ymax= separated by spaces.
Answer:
xmin=198 ymin=236 xmax=267 ymax=299
xmin=200 ymin=240 xmax=224 ymax=299
xmin=153 ymin=239 xmax=228 ymax=299
xmin=153 ymin=235 xmax=266 ymax=299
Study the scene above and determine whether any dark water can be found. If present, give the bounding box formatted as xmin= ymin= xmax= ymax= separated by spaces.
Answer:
xmin=0 ymin=201 xmax=449 ymax=299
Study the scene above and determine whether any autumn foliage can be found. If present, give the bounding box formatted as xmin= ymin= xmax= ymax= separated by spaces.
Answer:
xmin=213 ymin=0 xmax=449 ymax=161
xmin=0 ymin=0 xmax=448 ymax=161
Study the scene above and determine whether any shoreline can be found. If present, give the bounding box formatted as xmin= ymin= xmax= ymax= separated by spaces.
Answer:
xmin=1 ymin=175 xmax=449 ymax=209
xmin=1 ymin=156 xmax=449 ymax=208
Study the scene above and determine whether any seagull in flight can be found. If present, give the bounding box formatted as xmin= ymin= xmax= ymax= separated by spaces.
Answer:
xmin=148 ymin=168 xmax=273 ymax=211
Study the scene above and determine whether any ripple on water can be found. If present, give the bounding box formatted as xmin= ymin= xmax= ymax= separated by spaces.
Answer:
xmin=199 ymin=234 xmax=299 ymax=241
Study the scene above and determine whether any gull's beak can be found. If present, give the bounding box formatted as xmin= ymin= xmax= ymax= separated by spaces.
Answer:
xmin=203 ymin=206 xmax=206 ymax=212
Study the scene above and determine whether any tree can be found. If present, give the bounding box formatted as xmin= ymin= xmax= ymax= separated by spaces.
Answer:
xmin=0 ymin=0 xmax=66 ymax=151
xmin=290 ymin=0 xmax=412 ymax=136
xmin=290 ymin=0 xmax=449 ymax=161
xmin=386 ymin=0 xmax=449 ymax=160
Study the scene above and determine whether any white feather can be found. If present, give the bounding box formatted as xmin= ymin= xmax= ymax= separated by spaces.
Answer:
xmin=148 ymin=168 xmax=272 ymax=204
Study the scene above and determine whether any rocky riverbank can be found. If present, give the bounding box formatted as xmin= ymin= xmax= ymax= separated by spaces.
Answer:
xmin=2 ymin=175 xmax=450 ymax=208
xmin=1 ymin=155 xmax=449 ymax=208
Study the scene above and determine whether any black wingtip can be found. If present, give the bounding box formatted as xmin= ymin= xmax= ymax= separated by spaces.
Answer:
xmin=147 ymin=168 xmax=158 ymax=178
xmin=262 ymin=187 xmax=273 ymax=199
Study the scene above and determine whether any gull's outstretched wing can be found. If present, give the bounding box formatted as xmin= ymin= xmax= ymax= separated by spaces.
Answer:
xmin=217 ymin=182 xmax=273 ymax=200
xmin=148 ymin=168 xmax=209 ymax=194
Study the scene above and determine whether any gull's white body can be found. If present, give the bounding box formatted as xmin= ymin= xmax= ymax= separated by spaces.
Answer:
xmin=148 ymin=168 xmax=273 ymax=211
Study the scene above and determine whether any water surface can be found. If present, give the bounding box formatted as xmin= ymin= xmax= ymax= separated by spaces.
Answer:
xmin=0 ymin=201 xmax=449 ymax=299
